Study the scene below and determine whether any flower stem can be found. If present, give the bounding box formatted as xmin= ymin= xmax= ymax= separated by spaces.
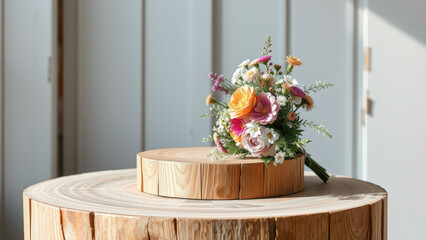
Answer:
xmin=304 ymin=153 xmax=329 ymax=183
xmin=216 ymin=102 xmax=228 ymax=108
xmin=286 ymin=64 xmax=293 ymax=75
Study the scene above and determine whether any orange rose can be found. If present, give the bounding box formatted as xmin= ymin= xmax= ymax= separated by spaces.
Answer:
xmin=285 ymin=55 xmax=302 ymax=66
xmin=229 ymin=129 xmax=242 ymax=146
xmin=228 ymin=86 xmax=257 ymax=119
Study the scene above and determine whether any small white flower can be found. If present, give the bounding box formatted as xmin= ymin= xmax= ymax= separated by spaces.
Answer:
xmin=262 ymin=128 xmax=279 ymax=144
xmin=246 ymin=121 xmax=262 ymax=138
xmin=293 ymin=96 xmax=302 ymax=105
xmin=276 ymin=75 xmax=298 ymax=86
xmin=276 ymin=95 xmax=287 ymax=106
xmin=283 ymin=75 xmax=293 ymax=83
xmin=287 ymin=122 xmax=293 ymax=128
xmin=238 ymin=59 xmax=250 ymax=68
xmin=243 ymin=67 xmax=259 ymax=82
xmin=274 ymin=152 xmax=286 ymax=165
xmin=231 ymin=67 xmax=244 ymax=85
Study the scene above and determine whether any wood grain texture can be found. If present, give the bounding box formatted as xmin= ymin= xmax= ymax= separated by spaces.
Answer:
xmin=30 ymin=200 xmax=64 ymax=240
xmin=141 ymin=158 xmax=158 ymax=195
xmin=276 ymin=213 xmax=329 ymax=240
xmin=148 ymin=217 xmax=177 ymax=240
xmin=201 ymin=163 xmax=240 ymax=199
xmin=23 ymin=169 xmax=387 ymax=239
xmin=136 ymin=153 xmax=143 ymax=191
xmin=158 ymin=161 xmax=201 ymax=199
xmin=61 ymin=208 xmax=93 ymax=240
xmin=330 ymin=205 xmax=370 ymax=240
xmin=263 ymin=155 xmax=304 ymax=197
xmin=240 ymin=162 xmax=264 ymax=199
xmin=176 ymin=218 xmax=213 ymax=239
xmin=299 ymin=155 xmax=305 ymax=190
xmin=139 ymin=148 xmax=304 ymax=199
xmin=23 ymin=193 xmax=31 ymax=240
xmin=236 ymin=218 xmax=270 ymax=240
xmin=370 ymin=199 xmax=383 ymax=240
xmin=383 ymin=196 xmax=388 ymax=239
xmin=94 ymin=213 xmax=149 ymax=240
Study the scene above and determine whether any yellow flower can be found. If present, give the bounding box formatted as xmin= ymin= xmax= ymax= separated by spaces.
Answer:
xmin=205 ymin=94 xmax=213 ymax=105
xmin=286 ymin=55 xmax=302 ymax=66
xmin=228 ymin=86 xmax=257 ymax=119
xmin=303 ymin=95 xmax=314 ymax=111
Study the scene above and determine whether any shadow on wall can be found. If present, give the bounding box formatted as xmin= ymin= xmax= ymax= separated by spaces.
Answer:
xmin=369 ymin=0 xmax=426 ymax=47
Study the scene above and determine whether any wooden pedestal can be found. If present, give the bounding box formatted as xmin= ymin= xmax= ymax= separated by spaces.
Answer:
xmin=136 ymin=147 xmax=305 ymax=200
xmin=23 ymin=169 xmax=387 ymax=240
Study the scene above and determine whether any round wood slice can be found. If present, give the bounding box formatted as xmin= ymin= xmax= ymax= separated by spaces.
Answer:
xmin=23 ymin=169 xmax=387 ymax=240
xmin=137 ymin=147 xmax=305 ymax=200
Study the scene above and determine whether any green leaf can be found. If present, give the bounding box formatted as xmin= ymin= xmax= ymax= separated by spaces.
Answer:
xmin=261 ymin=157 xmax=273 ymax=166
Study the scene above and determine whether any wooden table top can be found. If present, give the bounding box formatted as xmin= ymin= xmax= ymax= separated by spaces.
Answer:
xmin=24 ymin=169 xmax=386 ymax=219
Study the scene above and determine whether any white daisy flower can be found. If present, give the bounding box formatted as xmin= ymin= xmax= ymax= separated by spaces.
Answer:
xmin=238 ymin=59 xmax=250 ymax=68
xmin=276 ymin=95 xmax=287 ymax=106
xmin=274 ymin=152 xmax=286 ymax=165
xmin=243 ymin=67 xmax=259 ymax=82
xmin=246 ymin=121 xmax=262 ymax=138
xmin=262 ymin=128 xmax=279 ymax=144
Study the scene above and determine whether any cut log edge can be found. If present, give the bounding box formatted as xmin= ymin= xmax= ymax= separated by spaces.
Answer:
xmin=24 ymin=197 xmax=387 ymax=240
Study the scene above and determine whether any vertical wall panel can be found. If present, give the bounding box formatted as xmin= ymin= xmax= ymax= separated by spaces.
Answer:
xmin=144 ymin=0 xmax=211 ymax=150
xmin=291 ymin=0 xmax=355 ymax=176
xmin=218 ymin=0 xmax=287 ymax=78
xmin=63 ymin=0 xmax=78 ymax=175
xmin=77 ymin=0 xmax=142 ymax=171
xmin=4 ymin=0 xmax=53 ymax=239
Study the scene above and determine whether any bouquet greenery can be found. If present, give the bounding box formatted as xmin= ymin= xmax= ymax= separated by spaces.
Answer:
xmin=202 ymin=37 xmax=332 ymax=182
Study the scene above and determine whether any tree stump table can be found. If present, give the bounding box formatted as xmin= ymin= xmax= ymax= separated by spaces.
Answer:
xmin=23 ymin=169 xmax=387 ymax=240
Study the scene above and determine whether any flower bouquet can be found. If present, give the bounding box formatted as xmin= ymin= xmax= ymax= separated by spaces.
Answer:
xmin=202 ymin=37 xmax=332 ymax=182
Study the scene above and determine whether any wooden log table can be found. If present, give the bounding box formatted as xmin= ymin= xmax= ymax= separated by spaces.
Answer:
xmin=23 ymin=169 xmax=387 ymax=240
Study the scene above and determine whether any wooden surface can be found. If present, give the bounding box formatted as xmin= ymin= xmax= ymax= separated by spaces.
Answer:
xmin=137 ymin=147 xmax=305 ymax=199
xmin=24 ymin=169 xmax=387 ymax=240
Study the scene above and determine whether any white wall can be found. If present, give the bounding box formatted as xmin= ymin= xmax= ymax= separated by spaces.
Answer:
xmin=292 ymin=0 xmax=357 ymax=176
xmin=76 ymin=0 xmax=142 ymax=172
xmin=3 ymin=0 xmax=54 ymax=239
xmin=144 ymin=0 xmax=212 ymax=150
xmin=367 ymin=0 xmax=426 ymax=238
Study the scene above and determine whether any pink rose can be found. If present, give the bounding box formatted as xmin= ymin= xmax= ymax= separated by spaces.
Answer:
xmin=241 ymin=127 xmax=275 ymax=157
